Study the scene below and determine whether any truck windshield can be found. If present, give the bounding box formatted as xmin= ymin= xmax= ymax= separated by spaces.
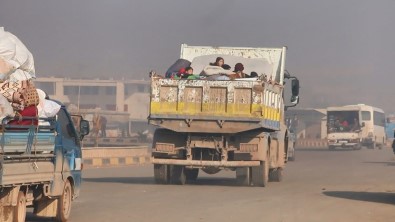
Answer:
xmin=327 ymin=111 xmax=360 ymax=133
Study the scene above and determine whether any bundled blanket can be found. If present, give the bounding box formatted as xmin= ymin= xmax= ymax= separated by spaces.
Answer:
xmin=0 ymin=80 xmax=39 ymax=111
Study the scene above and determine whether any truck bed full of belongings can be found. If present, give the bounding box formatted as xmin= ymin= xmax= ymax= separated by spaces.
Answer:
xmin=0 ymin=27 xmax=60 ymax=126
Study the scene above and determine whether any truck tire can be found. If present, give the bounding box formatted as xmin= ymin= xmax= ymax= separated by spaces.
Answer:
xmin=56 ymin=180 xmax=72 ymax=222
xmin=328 ymin=146 xmax=335 ymax=150
xmin=288 ymin=151 xmax=295 ymax=161
xmin=154 ymin=164 xmax=169 ymax=184
xmin=13 ymin=191 xmax=26 ymax=222
xmin=353 ymin=144 xmax=362 ymax=150
xmin=251 ymin=161 xmax=269 ymax=187
xmin=201 ymin=167 xmax=221 ymax=175
xmin=269 ymin=168 xmax=283 ymax=182
xmin=170 ymin=166 xmax=186 ymax=185
xmin=185 ymin=168 xmax=199 ymax=182
xmin=236 ymin=168 xmax=251 ymax=186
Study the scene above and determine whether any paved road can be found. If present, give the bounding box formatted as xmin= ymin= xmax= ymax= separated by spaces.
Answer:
xmin=28 ymin=147 xmax=395 ymax=222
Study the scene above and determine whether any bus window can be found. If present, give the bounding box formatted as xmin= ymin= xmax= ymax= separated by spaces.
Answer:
xmin=373 ymin=111 xmax=385 ymax=127
xmin=361 ymin=111 xmax=371 ymax=121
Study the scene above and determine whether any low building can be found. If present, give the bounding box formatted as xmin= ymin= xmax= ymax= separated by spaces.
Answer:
xmin=35 ymin=77 xmax=150 ymax=120
xmin=285 ymin=108 xmax=327 ymax=139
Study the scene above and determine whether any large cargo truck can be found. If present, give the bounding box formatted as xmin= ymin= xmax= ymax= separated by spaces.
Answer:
xmin=149 ymin=44 xmax=299 ymax=186
xmin=0 ymin=103 xmax=89 ymax=222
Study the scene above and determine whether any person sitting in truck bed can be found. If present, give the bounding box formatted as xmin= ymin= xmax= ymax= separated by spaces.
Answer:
xmin=200 ymin=57 xmax=234 ymax=80
xmin=229 ymin=63 xmax=246 ymax=79
xmin=184 ymin=66 xmax=199 ymax=79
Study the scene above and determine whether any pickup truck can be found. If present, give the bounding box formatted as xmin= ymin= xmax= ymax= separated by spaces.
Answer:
xmin=0 ymin=103 xmax=89 ymax=222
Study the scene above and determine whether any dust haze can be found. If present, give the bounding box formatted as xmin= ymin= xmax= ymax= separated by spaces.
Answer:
xmin=1 ymin=0 xmax=394 ymax=112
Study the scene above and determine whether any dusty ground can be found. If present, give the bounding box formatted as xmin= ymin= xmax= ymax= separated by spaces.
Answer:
xmin=27 ymin=147 xmax=395 ymax=222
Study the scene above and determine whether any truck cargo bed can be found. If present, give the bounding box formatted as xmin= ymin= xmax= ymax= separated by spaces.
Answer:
xmin=149 ymin=78 xmax=283 ymax=133
xmin=0 ymin=123 xmax=57 ymax=186
xmin=0 ymin=159 xmax=55 ymax=186
xmin=1 ymin=131 xmax=55 ymax=154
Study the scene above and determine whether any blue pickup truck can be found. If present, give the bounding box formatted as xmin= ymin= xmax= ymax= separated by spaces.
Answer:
xmin=0 ymin=104 xmax=89 ymax=222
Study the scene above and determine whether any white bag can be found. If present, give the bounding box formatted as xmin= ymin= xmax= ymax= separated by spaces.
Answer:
xmin=0 ymin=57 xmax=15 ymax=78
xmin=0 ymin=27 xmax=17 ymax=79
xmin=0 ymin=94 xmax=14 ymax=121
xmin=8 ymin=69 xmax=34 ymax=82
xmin=0 ymin=27 xmax=35 ymax=81
xmin=37 ymin=89 xmax=61 ymax=118
xmin=41 ymin=100 xmax=61 ymax=118
xmin=0 ymin=27 xmax=17 ymax=65
xmin=5 ymin=31 xmax=35 ymax=77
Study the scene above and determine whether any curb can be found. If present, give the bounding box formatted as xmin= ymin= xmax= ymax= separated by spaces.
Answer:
xmin=295 ymin=139 xmax=328 ymax=149
xmin=83 ymin=156 xmax=151 ymax=168
xmin=81 ymin=147 xmax=152 ymax=168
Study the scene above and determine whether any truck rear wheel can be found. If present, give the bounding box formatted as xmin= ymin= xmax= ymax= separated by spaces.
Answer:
xmin=251 ymin=161 xmax=269 ymax=187
xmin=170 ymin=166 xmax=186 ymax=185
xmin=236 ymin=168 xmax=251 ymax=186
xmin=154 ymin=164 xmax=169 ymax=184
xmin=13 ymin=191 xmax=26 ymax=222
xmin=185 ymin=169 xmax=199 ymax=182
xmin=288 ymin=150 xmax=295 ymax=161
xmin=269 ymin=168 xmax=283 ymax=182
xmin=56 ymin=180 xmax=72 ymax=222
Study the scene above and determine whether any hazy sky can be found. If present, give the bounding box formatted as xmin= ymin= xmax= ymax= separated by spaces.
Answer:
xmin=1 ymin=0 xmax=395 ymax=112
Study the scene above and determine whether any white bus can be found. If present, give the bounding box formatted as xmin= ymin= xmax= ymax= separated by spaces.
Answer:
xmin=326 ymin=104 xmax=386 ymax=150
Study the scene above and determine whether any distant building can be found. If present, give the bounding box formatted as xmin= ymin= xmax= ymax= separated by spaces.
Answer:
xmin=285 ymin=108 xmax=327 ymax=139
xmin=35 ymin=77 xmax=150 ymax=120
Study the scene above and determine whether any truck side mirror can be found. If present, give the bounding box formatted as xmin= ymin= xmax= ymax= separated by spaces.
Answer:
xmin=291 ymin=79 xmax=300 ymax=96
xmin=290 ymin=95 xmax=299 ymax=104
xmin=80 ymin=120 xmax=90 ymax=139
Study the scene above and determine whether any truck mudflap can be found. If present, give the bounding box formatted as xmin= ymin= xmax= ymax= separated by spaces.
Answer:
xmin=152 ymin=158 xmax=260 ymax=167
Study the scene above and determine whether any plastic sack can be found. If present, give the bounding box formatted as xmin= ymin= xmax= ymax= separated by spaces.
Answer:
xmin=0 ymin=57 xmax=15 ymax=77
xmin=6 ymin=31 xmax=35 ymax=78
xmin=0 ymin=94 xmax=14 ymax=121
xmin=38 ymin=99 xmax=59 ymax=119
xmin=0 ymin=27 xmax=17 ymax=79
xmin=0 ymin=27 xmax=17 ymax=65
xmin=37 ymin=88 xmax=61 ymax=118
xmin=8 ymin=69 xmax=34 ymax=82
xmin=0 ymin=27 xmax=35 ymax=81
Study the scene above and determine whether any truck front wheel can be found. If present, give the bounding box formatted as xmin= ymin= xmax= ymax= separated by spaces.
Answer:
xmin=56 ymin=180 xmax=72 ymax=222
xmin=13 ymin=191 xmax=26 ymax=222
